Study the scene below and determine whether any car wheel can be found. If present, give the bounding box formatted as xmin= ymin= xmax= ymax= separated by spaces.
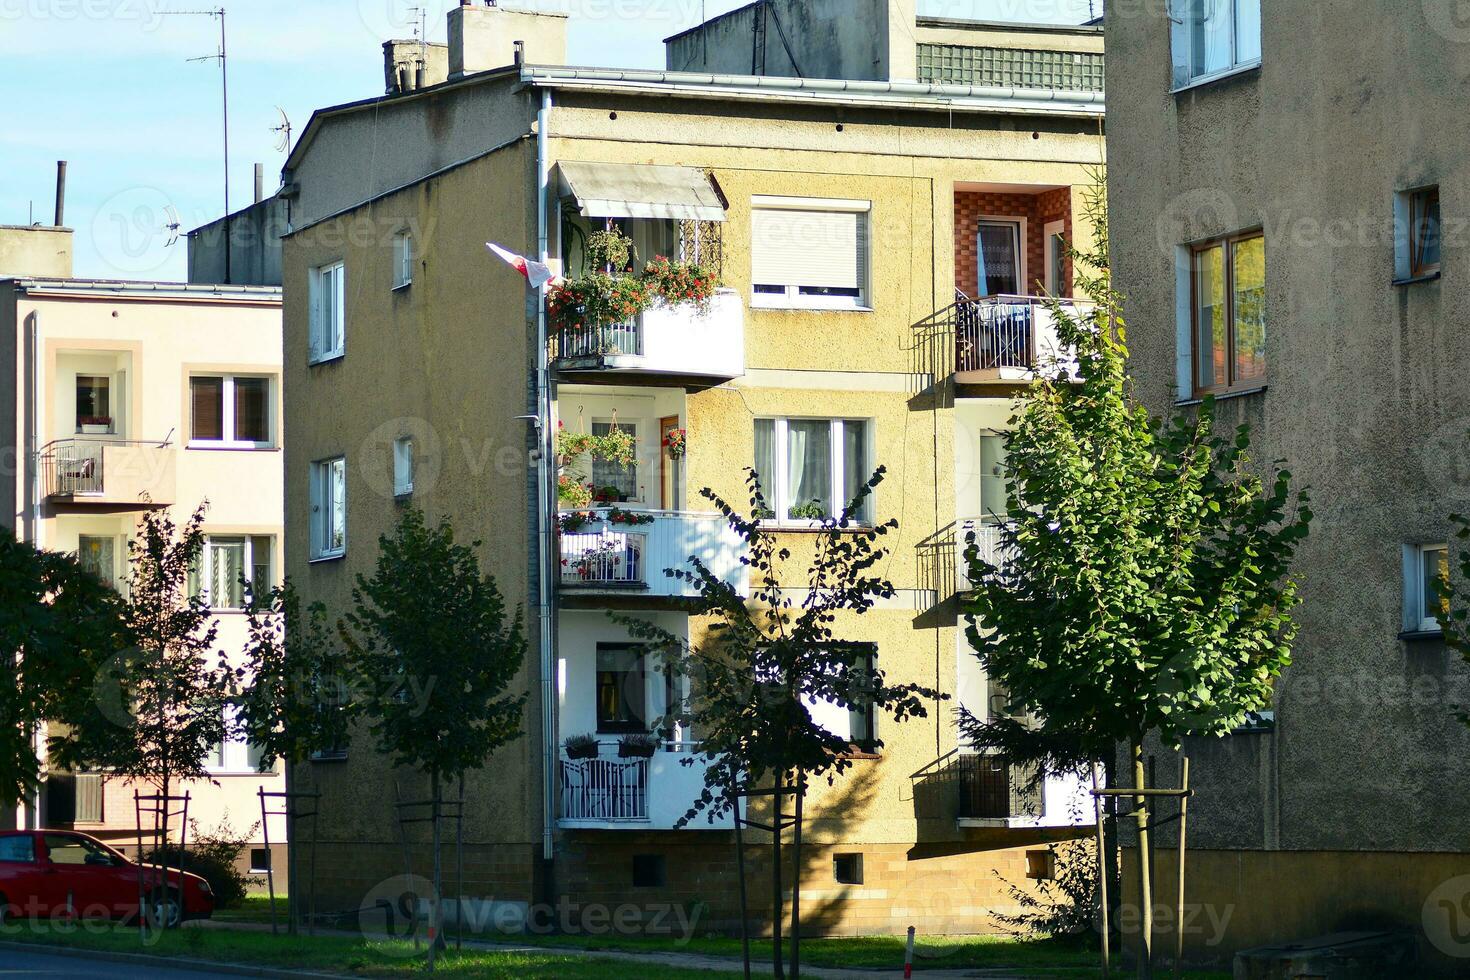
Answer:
xmin=148 ymin=889 xmax=182 ymax=929
xmin=0 ymin=893 xmax=9 ymax=926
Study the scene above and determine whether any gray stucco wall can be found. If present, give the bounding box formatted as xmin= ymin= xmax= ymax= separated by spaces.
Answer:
xmin=665 ymin=0 xmax=899 ymax=80
xmin=1106 ymin=1 xmax=1470 ymax=854
xmin=187 ymin=197 xmax=286 ymax=286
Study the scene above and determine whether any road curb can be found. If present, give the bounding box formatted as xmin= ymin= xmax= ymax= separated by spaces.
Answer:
xmin=0 ymin=939 xmax=351 ymax=979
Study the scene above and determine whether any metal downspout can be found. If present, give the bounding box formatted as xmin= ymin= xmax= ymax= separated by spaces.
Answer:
xmin=535 ymin=89 xmax=557 ymax=868
xmin=26 ymin=310 xmax=43 ymax=830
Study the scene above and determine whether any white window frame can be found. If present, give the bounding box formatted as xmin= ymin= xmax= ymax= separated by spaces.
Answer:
xmin=755 ymin=416 xmax=872 ymax=527
xmin=976 ymin=217 xmax=1028 ymax=297
xmin=195 ymin=534 xmax=273 ymax=611
xmin=750 ymin=195 xmax=872 ymax=311
xmin=207 ymin=706 xmax=273 ymax=775
xmin=393 ymin=231 xmax=413 ymax=290
xmin=188 ymin=374 xmax=275 ymax=449
xmin=309 ymin=260 xmax=346 ymax=363
xmin=310 ymin=456 xmax=347 ymax=561
xmin=1394 ymin=185 xmax=1442 ymax=283
xmin=1404 ymin=542 xmax=1449 ymax=634
xmin=1043 ymin=219 xmax=1067 ymax=296
xmin=1170 ymin=0 xmax=1262 ymax=92
xmin=393 ymin=436 xmax=414 ymax=498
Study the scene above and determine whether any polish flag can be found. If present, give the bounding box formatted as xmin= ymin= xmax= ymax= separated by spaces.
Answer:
xmin=486 ymin=242 xmax=556 ymax=289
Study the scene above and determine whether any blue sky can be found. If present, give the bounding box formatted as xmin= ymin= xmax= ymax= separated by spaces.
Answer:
xmin=0 ymin=0 xmax=1096 ymax=281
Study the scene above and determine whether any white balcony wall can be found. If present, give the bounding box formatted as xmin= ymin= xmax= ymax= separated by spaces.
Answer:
xmin=554 ymin=289 xmax=744 ymax=380
xmin=559 ymin=509 xmax=748 ymax=597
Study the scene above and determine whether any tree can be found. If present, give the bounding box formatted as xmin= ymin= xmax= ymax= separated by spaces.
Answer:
xmin=1432 ymin=518 xmax=1470 ymax=729
xmin=621 ymin=468 xmax=940 ymax=980
xmin=0 ymin=536 xmax=128 ymax=811
xmin=340 ymin=507 xmax=527 ymax=970
xmin=961 ymin=182 xmax=1311 ymax=976
xmin=68 ymin=503 xmax=231 ymax=811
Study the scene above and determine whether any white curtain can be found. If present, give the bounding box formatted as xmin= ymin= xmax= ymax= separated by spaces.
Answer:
xmin=787 ymin=421 xmax=831 ymax=518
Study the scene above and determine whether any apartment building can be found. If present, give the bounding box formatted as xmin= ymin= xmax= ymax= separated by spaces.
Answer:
xmin=280 ymin=0 xmax=1105 ymax=935
xmin=1106 ymin=0 xmax=1470 ymax=970
xmin=0 ymin=219 xmax=286 ymax=873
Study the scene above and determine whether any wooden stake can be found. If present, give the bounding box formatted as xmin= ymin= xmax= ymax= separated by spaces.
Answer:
xmin=1092 ymin=762 xmax=1110 ymax=977
xmin=1173 ymin=756 xmax=1190 ymax=980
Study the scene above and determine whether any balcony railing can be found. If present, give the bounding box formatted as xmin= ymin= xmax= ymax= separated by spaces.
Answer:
xmin=910 ymin=291 xmax=1089 ymax=386
xmin=551 ymin=289 xmax=744 ymax=381
xmin=557 ymin=509 xmax=747 ymax=597
xmin=559 ymin=757 xmax=649 ymax=822
xmin=955 ymin=754 xmax=1045 ymax=821
xmin=38 ymin=438 xmax=175 ymax=505
xmin=957 ymin=519 xmax=1010 ymax=593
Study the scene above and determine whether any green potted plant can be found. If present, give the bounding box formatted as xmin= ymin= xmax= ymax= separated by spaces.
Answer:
xmin=789 ymin=499 xmax=829 ymax=521
xmin=587 ymin=227 xmax=634 ymax=273
xmin=618 ymin=733 xmax=660 ymax=759
xmin=564 ymin=733 xmax=600 ymax=760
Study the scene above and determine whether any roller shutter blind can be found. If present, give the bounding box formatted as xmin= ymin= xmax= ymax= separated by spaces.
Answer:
xmin=751 ymin=208 xmax=867 ymax=292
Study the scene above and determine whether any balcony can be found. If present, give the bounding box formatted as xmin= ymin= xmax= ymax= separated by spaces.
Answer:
xmin=911 ymin=292 xmax=1090 ymax=388
xmin=911 ymin=751 xmax=1091 ymax=830
xmin=557 ymin=509 xmax=747 ymax=598
xmin=957 ymin=519 xmax=1009 ymax=594
xmin=557 ymin=742 xmax=734 ymax=830
xmin=552 ymin=289 xmax=744 ymax=384
xmin=39 ymin=438 xmax=175 ymax=507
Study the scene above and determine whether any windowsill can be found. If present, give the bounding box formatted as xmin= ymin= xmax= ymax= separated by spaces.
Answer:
xmin=1172 ymin=60 xmax=1262 ymax=95
xmin=757 ymin=520 xmax=874 ymax=533
xmin=1175 ymin=385 xmax=1267 ymax=407
xmin=186 ymin=443 xmax=279 ymax=452
xmin=751 ymin=297 xmax=873 ymax=313
xmin=204 ymin=769 xmax=278 ymax=777
xmin=392 ymin=281 xmax=412 ymax=292
xmin=308 ymin=352 xmax=345 ymax=367
xmin=1392 ymin=271 xmax=1441 ymax=287
xmin=837 ymin=748 xmax=881 ymax=760
xmin=1399 ymin=629 xmax=1444 ymax=643
xmin=309 ymin=552 xmax=346 ymax=564
xmin=309 ymin=754 xmax=348 ymax=764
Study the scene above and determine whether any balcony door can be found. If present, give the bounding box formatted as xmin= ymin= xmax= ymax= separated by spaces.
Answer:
xmin=659 ymin=415 xmax=680 ymax=510
xmin=977 ymin=220 xmax=1022 ymax=297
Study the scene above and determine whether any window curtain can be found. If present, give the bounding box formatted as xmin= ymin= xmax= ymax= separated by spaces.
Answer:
xmin=787 ymin=420 xmax=831 ymax=518
xmin=211 ymin=538 xmax=246 ymax=609
xmin=329 ymin=459 xmax=346 ymax=551
xmin=841 ymin=420 xmax=867 ymax=518
xmin=78 ymin=536 xmax=115 ymax=589
xmin=977 ymin=223 xmax=1020 ymax=296
xmin=754 ymin=419 xmax=777 ymax=506
xmin=1191 ymin=0 xmax=1232 ymax=76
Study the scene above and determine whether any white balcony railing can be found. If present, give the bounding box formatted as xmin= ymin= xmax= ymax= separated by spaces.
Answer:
xmin=558 ymin=509 xmax=748 ymax=597
xmin=954 ymin=294 xmax=1089 ymax=383
xmin=957 ymin=519 xmax=1010 ymax=593
xmin=552 ymin=289 xmax=745 ymax=380
xmin=557 ymin=742 xmax=735 ymax=830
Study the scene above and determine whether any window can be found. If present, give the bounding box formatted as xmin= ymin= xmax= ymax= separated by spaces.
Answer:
xmin=751 ymin=196 xmax=870 ymax=309
xmin=1396 ymin=186 xmax=1442 ymax=282
xmin=189 ymin=535 xmax=273 ymax=609
xmin=596 ymin=644 xmax=647 ymax=734
xmin=77 ymin=535 xmax=118 ymax=590
xmin=802 ymin=643 xmax=878 ymax=752
xmin=591 ymin=422 xmax=637 ymax=503
xmin=0 ymin=835 xmax=35 ymax=863
xmin=753 ymin=417 xmax=870 ymax=523
xmin=190 ymin=375 xmax=272 ymax=448
xmin=1044 ymin=220 xmax=1067 ymax=295
xmin=393 ymin=437 xmax=414 ymax=498
xmin=1190 ymin=231 xmax=1265 ymax=397
xmin=75 ymin=375 xmax=111 ymax=431
xmin=833 ymin=853 xmax=864 ymax=885
xmin=309 ymin=260 xmax=346 ymax=362
xmin=979 ymin=434 xmax=1010 ymax=520
xmin=632 ymin=854 xmax=666 ymax=888
xmin=977 ymin=220 xmax=1022 ymax=296
xmin=44 ymin=834 xmax=117 ymax=867
xmin=1026 ymin=849 xmax=1056 ymax=881
xmin=393 ymin=232 xmax=414 ymax=289
xmin=311 ymin=456 xmax=347 ymax=559
xmin=1171 ymin=0 xmax=1261 ymax=89
xmin=1405 ymin=543 xmax=1450 ymax=634
xmin=249 ymin=848 xmax=272 ymax=874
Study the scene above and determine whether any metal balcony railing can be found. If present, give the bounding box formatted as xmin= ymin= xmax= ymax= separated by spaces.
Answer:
xmin=38 ymin=437 xmax=172 ymax=498
xmin=955 ymin=753 xmax=1045 ymax=820
xmin=554 ymin=319 xmax=641 ymax=360
xmin=909 ymin=290 xmax=1089 ymax=384
xmin=559 ymin=528 xmax=646 ymax=586
xmin=559 ymin=757 xmax=649 ymax=822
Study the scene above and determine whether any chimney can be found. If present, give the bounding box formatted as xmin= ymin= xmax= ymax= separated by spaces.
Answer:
xmin=53 ymin=160 xmax=67 ymax=227
xmin=448 ymin=0 xmax=568 ymax=79
xmin=254 ymin=163 xmax=264 ymax=204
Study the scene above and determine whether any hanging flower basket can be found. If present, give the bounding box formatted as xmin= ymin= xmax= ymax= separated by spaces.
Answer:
xmin=663 ymin=427 xmax=687 ymax=460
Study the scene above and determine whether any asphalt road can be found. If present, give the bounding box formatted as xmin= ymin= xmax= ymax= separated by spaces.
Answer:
xmin=0 ymin=946 xmax=250 ymax=978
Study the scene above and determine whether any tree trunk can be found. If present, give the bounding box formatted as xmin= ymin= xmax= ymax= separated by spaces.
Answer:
xmin=429 ymin=771 xmax=442 ymax=973
xmin=770 ymin=770 xmax=784 ymax=980
xmin=1132 ymin=742 xmax=1153 ymax=980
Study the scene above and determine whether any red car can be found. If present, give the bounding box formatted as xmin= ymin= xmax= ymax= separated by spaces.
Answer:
xmin=0 ymin=830 xmax=214 ymax=927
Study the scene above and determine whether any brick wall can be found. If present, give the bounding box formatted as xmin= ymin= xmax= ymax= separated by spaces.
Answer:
xmin=954 ymin=189 xmax=1073 ymax=299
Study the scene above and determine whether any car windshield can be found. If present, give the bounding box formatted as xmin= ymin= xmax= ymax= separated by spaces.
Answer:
xmin=44 ymin=834 xmax=122 ymax=865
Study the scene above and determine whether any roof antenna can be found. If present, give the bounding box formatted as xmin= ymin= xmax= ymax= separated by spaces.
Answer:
xmin=271 ymin=107 xmax=293 ymax=155
xmin=164 ymin=7 xmax=231 ymax=281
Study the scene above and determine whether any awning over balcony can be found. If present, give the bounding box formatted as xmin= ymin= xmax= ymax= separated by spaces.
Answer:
xmin=557 ymin=161 xmax=726 ymax=222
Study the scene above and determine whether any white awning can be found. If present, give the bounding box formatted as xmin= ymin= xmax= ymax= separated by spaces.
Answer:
xmin=558 ymin=161 xmax=726 ymax=222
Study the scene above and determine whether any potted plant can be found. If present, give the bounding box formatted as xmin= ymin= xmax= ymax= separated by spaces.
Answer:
xmin=586 ymin=227 xmax=634 ymax=273
xmin=789 ymin=499 xmax=829 ymax=521
xmin=565 ymin=734 xmax=600 ymax=760
xmin=592 ymin=485 xmax=627 ymax=505
xmin=618 ymin=733 xmax=660 ymax=759
xmin=78 ymin=415 xmax=112 ymax=435
xmin=558 ymin=475 xmax=593 ymax=509
xmin=663 ymin=427 xmax=687 ymax=460
xmin=644 ymin=256 xmax=717 ymax=311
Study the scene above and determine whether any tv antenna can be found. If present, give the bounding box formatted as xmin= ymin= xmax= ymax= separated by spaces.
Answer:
xmin=164 ymin=7 xmax=232 ymax=280
xmin=162 ymin=205 xmax=182 ymax=248
xmin=271 ymin=106 xmax=293 ymax=154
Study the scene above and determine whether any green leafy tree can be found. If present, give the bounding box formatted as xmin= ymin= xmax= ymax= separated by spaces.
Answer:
xmin=1432 ymin=517 xmax=1470 ymax=728
xmin=622 ymin=468 xmax=940 ymax=980
xmin=0 ymin=536 xmax=128 ymax=810
xmin=340 ymin=507 xmax=527 ymax=969
xmin=961 ymin=183 xmax=1310 ymax=976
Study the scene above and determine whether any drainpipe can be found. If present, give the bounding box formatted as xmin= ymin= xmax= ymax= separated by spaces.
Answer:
xmin=25 ymin=310 xmax=43 ymax=830
xmin=534 ymin=88 xmax=557 ymax=874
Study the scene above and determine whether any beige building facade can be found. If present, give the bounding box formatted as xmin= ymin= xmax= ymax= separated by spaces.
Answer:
xmin=281 ymin=3 xmax=1106 ymax=937
xmin=1 ymin=231 xmax=286 ymax=873
xmin=1106 ymin=0 xmax=1470 ymax=971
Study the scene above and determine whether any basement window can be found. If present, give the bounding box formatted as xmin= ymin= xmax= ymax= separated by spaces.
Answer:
xmin=1026 ymin=849 xmax=1056 ymax=881
xmin=250 ymin=848 xmax=272 ymax=874
xmin=632 ymin=854 xmax=666 ymax=888
xmin=833 ymin=853 xmax=863 ymax=885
